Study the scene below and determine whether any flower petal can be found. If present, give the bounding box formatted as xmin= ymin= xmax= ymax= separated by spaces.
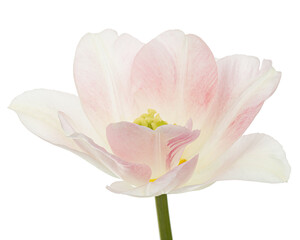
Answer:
xmin=216 ymin=133 xmax=290 ymax=183
xmin=9 ymin=89 xmax=116 ymax=176
xmin=59 ymin=112 xmax=152 ymax=186
xmin=130 ymin=30 xmax=217 ymax=125
xmin=74 ymin=29 xmax=143 ymax=138
xmin=182 ymin=134 xmax=290 ymax=191
xmin=107 ymin=155 xmax=198 ymax=197
xmin=185 ymin=56 xmax=281 ymax=166
xmin=214 ymin=56 xmax=281 ymax=144
xmin=9 ymin=89 xmax=104 ymax=149
xmin=106 ymin=122 xmax=200 ymax=178
xmin=169 ymin=181 xmax=215 ymax=194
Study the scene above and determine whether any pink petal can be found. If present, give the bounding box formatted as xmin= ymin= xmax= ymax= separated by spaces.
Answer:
xmin=107 ymin=155 xmax=198 ymax=197
xmin=59 ymin=112 xmax=152 ymax=186
xmin=214 ymin=57 xmax=281 ymax=144
xmin=130 ymin=30 xmax=217 ymax=125
xmin=185 ymin=118 xmax=193 ymax=130
xmin=106 ymin=122 xmax=200 ymax=178
xmin=185 ymin=56 xmax=281 ymax=163
xmin=74 ymin=29 xmax=143 ymax=138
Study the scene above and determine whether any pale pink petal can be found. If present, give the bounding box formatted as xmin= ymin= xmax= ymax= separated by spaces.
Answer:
xmin=9 ymin=89 xmax=117 ymax=176
xmin=216 ymin=134 xmax=290 ymax=183
xmin=214 ymin=57 xmax=281 ymax=144
xmin=74 ymin=29 xmax=143 ymax=138
xmin=185 ymin=118 xmax=193 ymax=130
xmin=59 ymin=113 xmax=151 ymax=186
xmin=67 ymin=149 xmax=117 ymax=177
xmin=9 ymin=89 xmax=104 ymax=149
xmin=130 ymin=30 xmax=217 ymax=125
xmin=185 ymin=56 xmax=281 ymax=165
xmin=215 ymin=55 xmax=261 ymax=109
xmin=106 ymin=122 xmax=200 ymax=178
xmin=180 ymin=134 xmax=290 ymax=192
xmin=107 ymin=155 xmax=198 ymax=197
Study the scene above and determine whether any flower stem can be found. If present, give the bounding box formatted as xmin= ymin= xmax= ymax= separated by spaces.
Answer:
xmin=155 ymin=194 xmax=173 ymax=240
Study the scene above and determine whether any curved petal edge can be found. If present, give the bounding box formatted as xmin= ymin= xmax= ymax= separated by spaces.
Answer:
xmin=107 ymin=154 xmax=198 ymax=197
xmin=216 ymin=133 xmax=290 ymax=183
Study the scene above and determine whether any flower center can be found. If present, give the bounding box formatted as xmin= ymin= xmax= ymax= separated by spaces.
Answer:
xmin=133 ymin=109 xmax=168 ymax=130
xmin=134 ymin=110 xmax=188 ymax=183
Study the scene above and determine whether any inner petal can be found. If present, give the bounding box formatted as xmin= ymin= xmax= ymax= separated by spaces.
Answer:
xmin=106 ymin=110 xmax=200 ymax=179
xmin=149 ymin=158 xmax=188 ymax=182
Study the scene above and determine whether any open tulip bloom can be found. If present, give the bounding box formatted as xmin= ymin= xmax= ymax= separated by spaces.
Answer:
xmin=10 ymin=29 xmax=290 ymax=239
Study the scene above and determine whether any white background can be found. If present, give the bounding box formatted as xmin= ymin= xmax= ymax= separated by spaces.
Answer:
xmin=1 ymin=0 xmax=299 ymax=239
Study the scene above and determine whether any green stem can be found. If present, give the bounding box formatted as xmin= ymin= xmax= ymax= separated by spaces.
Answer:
xmin=155 ymin=194 xmax=173 ymax=240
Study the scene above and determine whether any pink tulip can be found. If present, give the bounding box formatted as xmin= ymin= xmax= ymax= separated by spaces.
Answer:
xmin=10 ymin=29 xmax=290 ymax=198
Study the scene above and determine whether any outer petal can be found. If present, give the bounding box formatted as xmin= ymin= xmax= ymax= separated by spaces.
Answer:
xmin=107 ymin=155 xmax=198 ymax=197
xmin=106 ymin=122 xmax=200 ymax=178
xmin=216 ymin=134 xmax=290 ymax=183
xmin=179 ymin=134 xmax=290 ymax=193
xmin=74 ymin=29 xmax=143 ymax=138
xmin=9 ymin=89 xmax=104 ymax=149
xmin=185 ymin=56 xmax=281 ymax=167
xmin=169 ymin=181 xmax=215 ymax=194
xmin=130 ymin=30 xmax=217 ymax=125
xmin=59 ymin=112 xmax=151 ymax=186
xmin=9 ymin=89 xmax=116 ymax=176
xmin=213 ymin=57 xmax=281 ymax=144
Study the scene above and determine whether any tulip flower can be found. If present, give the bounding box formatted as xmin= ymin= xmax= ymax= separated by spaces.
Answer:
xmin=10 ymin=29 xmax=290 ymax=240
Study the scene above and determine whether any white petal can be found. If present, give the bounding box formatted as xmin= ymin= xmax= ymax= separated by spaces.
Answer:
xmin=173 ymin=134 xmax=289 ymax=194
xmin=216 ymin=134 xmax=290 ymax=183
xmin=9 ymin=89 xmax=104 ymax=147
xmin=9 ymin=89 xmax=115 ymax=176
xmin=169 ymin=181 xmax=215 ymax=194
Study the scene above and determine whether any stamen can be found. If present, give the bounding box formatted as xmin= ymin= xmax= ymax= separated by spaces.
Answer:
xmin=134 ymin=109 xmax=168 ymax=130
xmin=178 ymin=159 xmax=187 ymax=165
xmin=149 ymin=178 xmax=157 ymax=182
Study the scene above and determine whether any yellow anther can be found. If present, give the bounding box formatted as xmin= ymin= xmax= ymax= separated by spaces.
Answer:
xmin=149 ymin=178 xmax=157 ymax=182
xmin=178 ymin=159 xmax=187 ymax=165
xmin=133 ymin=109 xmax=168 ymax=130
